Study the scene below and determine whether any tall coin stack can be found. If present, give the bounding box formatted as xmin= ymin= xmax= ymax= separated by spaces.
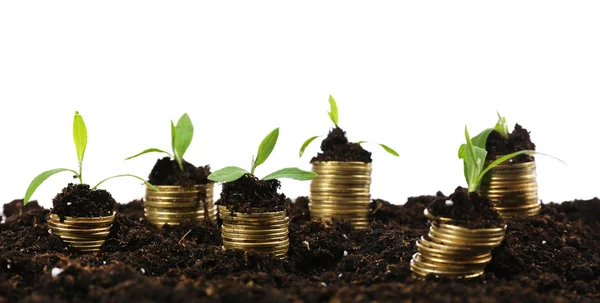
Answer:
xmin=48 ymin=212 xmax=116 ymax=252
xmin=219 ymin=206 xmax=289 ymax=258
xmin=144 ymin=184 xmax=217 ymax=226
xmin=479 ymin=158 xmax=539 ymax=218
xmin=310 ymin=161 xmax=372 ymax=230
xmin=410 ymin=209 xmax=506 ymax=279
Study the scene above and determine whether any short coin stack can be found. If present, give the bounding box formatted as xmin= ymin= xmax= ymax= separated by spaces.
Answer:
xmin=48 ymin=212 xmax=116 ymax=252
xmin=410 ymin=209 xmax=506 ymax=279
xmin=309 ymin=161 xmax=372 ymax=229
xmin=219 ymin=206 xmax=289 ymax=258
xmin=479 ymin=159 xmax=539 ymax=218
xmin=144 ymin=184 xmax=217 ymax=226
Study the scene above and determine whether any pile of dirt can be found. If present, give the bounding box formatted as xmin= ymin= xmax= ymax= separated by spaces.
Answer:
xmin=217 ymin=174 xmax=287 ymax=213
xmin=148 ymin=157 xmax=211 ymax=187
xmin=1 ymin=193 xmax=599 ymax=302
xmin=486 ymin=124 xmax=536 ymax=163
xmin=52 ymin=183 xmax=116 ymax=219
xmin=427 ymin=187 xmax=504 ymax=228
xmin=311 ymin=127 xmax=372 ymax=163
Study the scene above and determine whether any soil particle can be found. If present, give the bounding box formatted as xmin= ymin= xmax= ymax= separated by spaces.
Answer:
xmin=148 ymin=157 xmax=211 ymax=187
xmin=216 ymin=174 xmax=287 ymax=213
xmin=2 ymin=193 xmax=600 ymax=302
xmin=486 ymin=124 xmax=536 ymax=163
xmin=311 ymin=127 xmax=372 ymax=163
xmin=427 ymin=186 xmax=504 ymax=228
xmin=52 ymin=183 xmax=116 ymax=219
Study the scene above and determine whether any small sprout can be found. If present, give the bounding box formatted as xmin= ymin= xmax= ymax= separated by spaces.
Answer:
xmin=126 ymin=113 xmax=194 ymax=172
xmin=299 ymin=95 xmax=399 ymax=157
xmin=458 ymin=126 xmax=562 ymax=192
xmin=495 ymin=111 xmax=510 ymax=139
xmin=208 ymin=128 xmax=318 ymax=183
xmin=23 ymin=112 xmax=156 ymax=205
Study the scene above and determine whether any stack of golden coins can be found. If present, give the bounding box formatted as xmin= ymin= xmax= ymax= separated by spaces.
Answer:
xmin=310 ymin=161 xmax=372 ymax=229
xmin=144 ymin=183 xmax=217 ymax=226
xmin=410 ymin=209 xmax=506 ymax=279
xmin=479 ymin=159 xmax=539 ymax=218
xmin=48 ymin=212 xmax=115 ymax=252
xmin=219 ymin=206 xmax=289 ymax=258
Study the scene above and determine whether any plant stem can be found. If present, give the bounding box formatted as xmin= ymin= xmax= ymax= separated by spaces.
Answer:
xmin=78 ymin=164 xmax=83 ymax=184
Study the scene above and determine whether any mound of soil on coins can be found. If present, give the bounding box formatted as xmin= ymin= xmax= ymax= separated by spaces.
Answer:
xmin=486 ymin=124 xmax=536 ymax=163
xmin=311 ymin=127 xmax=372 ymax=163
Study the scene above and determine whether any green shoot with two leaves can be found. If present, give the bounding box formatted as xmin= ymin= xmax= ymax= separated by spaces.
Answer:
xmin=125 ymin=113 xmax=194 ymax=171
xmin=208 ymin=128 xmax=317 ymax=183
xmin=299 ymin=95 xmax=399 ymax=157
xmin=23 ymin=112 xmax=156 ymax=205
xmin=459 ymin=113 xmax=563 ymax=192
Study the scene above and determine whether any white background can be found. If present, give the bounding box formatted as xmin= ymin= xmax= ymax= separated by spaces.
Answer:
xmin=1 ymin=1 xmax=598 ymax=211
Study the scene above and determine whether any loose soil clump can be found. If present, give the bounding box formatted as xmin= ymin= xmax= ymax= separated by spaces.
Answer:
xmin=148 ymin=157 xmax=211 ymax=187
xmin=427 ymin=187 xmax=504 ymax=228
xmin=217 ymin=174 xmax=287 ymax=213
xmin=486 ymin=124 xmax=536 ymax=163
xmin=51 ymin=183 xmax=116 ymax=219
xmin=1 ymin=193 xmax=600 ymax=302
xmin=311 ymin=127 xmax=372 ymax=163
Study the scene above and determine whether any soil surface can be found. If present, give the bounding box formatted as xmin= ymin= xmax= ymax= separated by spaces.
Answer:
xmin=486 ymin=124 xmax=536 ymax=163
xmin=148 ymin=157 xmax=211 ymax=187
xmin=2 ymin=192 xmax=600 ymax=302
xmin=311 ymin=127 xmax=372 ymax=163
xmin=51 ymin=183 xmax=116 ymax=219
xmin=217 ymin=174 xmax=287 ymax=213
xmin=427 ymin=187 xmax=504 ymax=228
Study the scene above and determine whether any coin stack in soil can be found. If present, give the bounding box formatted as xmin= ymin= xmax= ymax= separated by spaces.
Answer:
xmin=410 ymin=209 xmax=506 ymax=279
xmin=219 ymin=205 xmax=289 ymax=258
xmin=479 ymin=159 xmax=539 ymax=218
xmin=144 ymin=184 xmax=217 ymax=226
xmin=48 ymin=213 xmax=116 ymax=252
xmin=309 ymin=161 xmax=372 ymax=229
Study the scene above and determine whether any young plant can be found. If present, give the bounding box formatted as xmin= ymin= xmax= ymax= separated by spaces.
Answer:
xmin=23 ymin=111 xmax=157 ymax=205
xmin=125 ymin=113 xmax=194 ymax=171
xmin=208 ymin=128 xmax=317 ymax=182
xmin=298 ymin=95 xmax=399 ymax=157
xmin=458 ymin=126 xmax=562 ymax=192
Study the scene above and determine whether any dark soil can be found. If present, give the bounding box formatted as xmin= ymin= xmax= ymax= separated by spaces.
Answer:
xmin=148 ymin=157 xmax=211 ymax=187
xmin=51 ymin=183 xmax=116 ymax=220
xmin=216 ymin=174 xmax=287 ymax=213
xmin=2 ymin=193 xmax=600 ymax=302
xmin=486 ymin=124 xmax=536 ymax=163
xmin=311 ymin=127 xmax=372 ymax=163
xmin=427 ymin=187 xmax=504 ymax=228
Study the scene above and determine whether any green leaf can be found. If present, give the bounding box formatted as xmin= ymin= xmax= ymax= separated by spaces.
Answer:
xmin=170 ymin=120 xmax=176 ymax=155
xmin=460 ymin=126 xmax=488 ymax=192
xmin=92 ymin=174 xmax=158 ymax=191
xmin=173 ymin=113 xmax=194 ymax=171
xmin=471 ymin=128 xmax=496 ymax=150
xmin=328 ymin=95 xmax=339 ymax=126
xmin=208 ymin=166 xmax=249 ymax=183
xmin=125 ymin=148 xmax=173 ymax=160
xmin=23 ymin=168 xmax=79 ymax=205
xmin=494 ymin=111 xmax=509 ymax=139
xmin=299 ymin=136 xmax=321 ymax=157
xmin=357 ymin=141 xmax=400 ymax=157
xmin=73 ymin=111 xmax=87 ymax=168
xmin=252 ymin=127 xmax=279 ymax=174
xmin=263 ymin=167 xmax=318 ymax=181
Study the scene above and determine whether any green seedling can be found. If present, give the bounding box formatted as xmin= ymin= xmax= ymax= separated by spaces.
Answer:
xmin=125 ymin=113 xmax=194 ymax=171
xmin=208 ymin=128 xmax=318 ymax=182
xmin=458 ymin=126 xmax=562 ymax=192
xmin=23 ymin=111 xmax=156 ymax=205
xmin=299 ymin=95 xmax=399 ymax=157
